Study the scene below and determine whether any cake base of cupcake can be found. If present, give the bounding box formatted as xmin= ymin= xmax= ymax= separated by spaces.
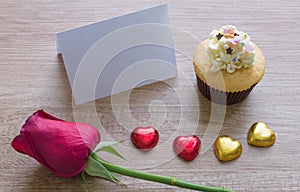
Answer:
xmin=196 ymin=76 xmax=256 ymax=105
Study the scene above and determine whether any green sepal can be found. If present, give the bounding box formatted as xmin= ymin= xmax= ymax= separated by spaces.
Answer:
xmin=81 ymin=171 xmax=92 ymax=192
xmin=93 ymin=141 xmax=125 ymax=160
xmin=93 ymin=141 xmax=119 ymax=153
xmin=111 ymin=172 xmax=127 ymax=187
xmin=84 ymin=155 xmax=118 ymax=183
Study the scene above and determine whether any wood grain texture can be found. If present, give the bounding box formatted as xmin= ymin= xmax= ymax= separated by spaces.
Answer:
xmin=1 ymin=0 xmax=300 ymax=191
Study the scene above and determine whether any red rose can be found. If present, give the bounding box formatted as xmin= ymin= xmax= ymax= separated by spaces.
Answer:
xmin=11 ymin=110 xmax=100 ymax=178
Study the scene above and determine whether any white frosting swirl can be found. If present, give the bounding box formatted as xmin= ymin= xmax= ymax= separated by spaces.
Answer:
xmin=208 ymin=25 xmax=256 ymax=73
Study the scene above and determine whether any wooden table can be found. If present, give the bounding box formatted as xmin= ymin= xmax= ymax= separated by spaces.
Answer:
xmin=1 ymin=0 xmax=299 ymax=191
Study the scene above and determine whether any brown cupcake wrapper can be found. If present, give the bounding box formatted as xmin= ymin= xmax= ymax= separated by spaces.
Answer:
xmin=196 ymin=76 xmax=257 ymax=105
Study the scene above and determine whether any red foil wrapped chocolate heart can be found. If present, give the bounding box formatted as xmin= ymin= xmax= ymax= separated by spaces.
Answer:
xmin=131 ymin=126 xmax=159 ymax=151
xmin=173 ymin=135 xmax=201 ymax=161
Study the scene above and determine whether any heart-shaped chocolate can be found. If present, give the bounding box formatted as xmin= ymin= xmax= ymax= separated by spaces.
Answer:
xmin=131 ymin=126 xmax=159 ymax=151
xmin=214 ymin=135 xmax=242 ymax=162
xmin=248 ymin=122 xmax=276 ymax=147
xmin=173 ymin=135 xmax=201 ymax=161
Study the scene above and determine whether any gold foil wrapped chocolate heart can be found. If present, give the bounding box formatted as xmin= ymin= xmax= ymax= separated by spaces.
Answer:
xmin=214 ymin=135 xmax=242 ymax=162
xmin=248 ymin=122 xmax=276 ymax=147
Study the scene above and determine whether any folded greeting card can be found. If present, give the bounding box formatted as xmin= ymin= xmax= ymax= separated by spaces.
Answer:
xmin=56 ymin=4 xmax=177 ymax=105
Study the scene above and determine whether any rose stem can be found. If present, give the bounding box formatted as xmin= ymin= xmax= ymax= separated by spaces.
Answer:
xmin=92 ymin=154 xmax=235 ymax=192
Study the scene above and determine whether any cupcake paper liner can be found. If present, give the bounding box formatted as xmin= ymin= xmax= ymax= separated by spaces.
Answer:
xmin=196 ymin=76 xmax=256 ymax=105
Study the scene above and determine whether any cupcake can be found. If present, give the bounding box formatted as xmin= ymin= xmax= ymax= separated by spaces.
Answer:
xmin=193 ymin=25 xmax=265 ymax=105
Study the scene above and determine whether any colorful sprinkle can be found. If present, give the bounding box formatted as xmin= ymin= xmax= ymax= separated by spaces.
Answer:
xmin=245 ymin=44 xmax=254 ymax=52
xmin=216 ymin=33 xmax=223 ymax=40
xmin=233 ymin=58 xmax=237 ymax=63
xmin=224 ymin=28 xmax=233 ymax=34
xmin=230 ymin=65 xmax=235 ymax=70
xmin=228 ymin=36 xmax=242 ymax=45
xmin=226 ymin=47 xmax=233 ymax=55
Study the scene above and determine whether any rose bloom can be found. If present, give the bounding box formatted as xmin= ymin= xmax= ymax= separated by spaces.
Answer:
xmin=11 ymin=110 xmax=100 ymax=178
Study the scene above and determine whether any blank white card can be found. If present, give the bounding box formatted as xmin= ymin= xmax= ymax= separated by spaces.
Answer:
xmin=56 ymin=4 xmax=177 ymax=105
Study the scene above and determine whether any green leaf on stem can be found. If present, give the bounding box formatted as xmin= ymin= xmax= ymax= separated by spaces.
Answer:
xmin=93 ymin=141 xmax=125 ymax=160
xmin=84 ymin=155 xmax=120 ymax=183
